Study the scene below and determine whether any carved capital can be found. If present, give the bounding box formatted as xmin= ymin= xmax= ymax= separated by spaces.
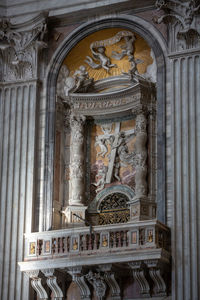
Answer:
xmin=154 ymin=0 xmax=200 ymax=50
xmin=0 ymin=13 xmax=48 ymax=82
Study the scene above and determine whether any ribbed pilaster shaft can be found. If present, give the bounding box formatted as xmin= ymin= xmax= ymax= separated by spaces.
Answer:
xmin=171 ymin=52 xmax=200 ymax=300
xmin=0 ymin=81 xmax=38 ymax=300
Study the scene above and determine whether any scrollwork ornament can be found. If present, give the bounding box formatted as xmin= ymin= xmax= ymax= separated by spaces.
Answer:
xmin=86 ymin=271 xmax=107 ymax=300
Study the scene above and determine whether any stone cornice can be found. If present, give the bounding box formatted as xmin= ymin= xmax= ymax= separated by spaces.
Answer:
xmin=168 ymin=47 xmax=200 ymax=58
xmin=2 ymin=0 xmax=155 ymax=22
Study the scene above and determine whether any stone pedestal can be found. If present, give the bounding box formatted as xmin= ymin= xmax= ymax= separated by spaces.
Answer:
xmin=63 ymin=205 xmax=87 ymax=226
xmin=129 ymin=198 xmax=157 ymax=221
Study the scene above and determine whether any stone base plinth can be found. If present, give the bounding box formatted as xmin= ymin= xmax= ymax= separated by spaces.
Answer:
xmin=62 ymin=205 xmax=87 ymax=226
xmin=129 ymin=197 xmax=157 ymax=222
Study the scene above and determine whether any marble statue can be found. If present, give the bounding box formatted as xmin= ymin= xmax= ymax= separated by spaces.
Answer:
xmin=85 ymin=46 xmax=116 ymax=72
xmin=57 ymin=65 xmax=94 ymax=98
xmin=112 ymin=33 xmax=135 ymax=61
xmin=85 ymin=30 xmax=137 ymax=72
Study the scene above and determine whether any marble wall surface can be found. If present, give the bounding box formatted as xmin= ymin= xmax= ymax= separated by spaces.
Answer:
xmin=0 ymin=1 xmax=200 ymax=299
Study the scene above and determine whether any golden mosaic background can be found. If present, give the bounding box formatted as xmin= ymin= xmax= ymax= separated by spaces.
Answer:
xmin=63 ymin=28 xmax=153 ymax=81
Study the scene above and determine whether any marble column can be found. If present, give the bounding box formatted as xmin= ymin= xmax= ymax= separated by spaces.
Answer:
xmin=129 ymin=107 xmax=156 ymax=221
xmin=62 ymin=114 xmax=87 ymax=225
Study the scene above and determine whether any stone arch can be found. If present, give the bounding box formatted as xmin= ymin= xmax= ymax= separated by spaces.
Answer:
xmin=43 ymin=15 xmax=168 ymax=230
xmin=88 ymin=185 xmax=134 ymax=213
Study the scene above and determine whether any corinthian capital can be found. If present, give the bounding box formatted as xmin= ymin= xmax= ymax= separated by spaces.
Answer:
xmin=154 ymin=0 xmax=200 ymax=50
xmin=0 ymin=13 xmax=48 ymax=81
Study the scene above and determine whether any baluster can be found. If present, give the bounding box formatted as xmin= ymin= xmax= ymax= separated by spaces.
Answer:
xmin=36 ymin=239 xmax=41 ymax=256
xmin=93 ymin=233 xmax=97 ymax=250
xmin=59 ymin=237 xmax=64 ymax=254
xmin=88 ymin=234 xmax=92 ymax=250
xmin=123 ymin=231 xmax=127 ymax=247
xmin=116 ymin=232 xmax=120 ymax=247
xmin=119 ymin=231 xmax=122 ymax=247
xmin=110 ymin=232 xmax=113 ymax=248
xmin=82 ymin=234 xmax=87 ymax=251
xmin=113 ymin=232 xmax=117 ymax=248
xmin=64 ymin=236 xmax=68 ymax=253
xmin=54 ymin=238 xmax=58 ymax=254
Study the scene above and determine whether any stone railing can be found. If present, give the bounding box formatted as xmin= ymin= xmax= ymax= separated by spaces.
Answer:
xmin=23 ymin=220 xmax=170 ymax=262
xmin=19 ymin=220 xmax=171 ymax=299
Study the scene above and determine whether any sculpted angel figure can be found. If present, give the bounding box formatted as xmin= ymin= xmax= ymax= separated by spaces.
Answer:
xmin=85 ymin=46 xmax=116 ymax=72
xmin=112 ymin=34 xmax=136 ymax=61
xmin=73 ymin=65 xmax=89 ymax=90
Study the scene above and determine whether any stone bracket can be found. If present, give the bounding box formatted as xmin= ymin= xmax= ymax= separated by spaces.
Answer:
xmin=41 ymin=268 xmax=64 ymax=299
xmin=25 ymin=270 xmax=48 ymax=300
xmin=67 ymin=267 xmax=91 ymax=300
xmin=129 ymin=261 xmax=150 ymax=297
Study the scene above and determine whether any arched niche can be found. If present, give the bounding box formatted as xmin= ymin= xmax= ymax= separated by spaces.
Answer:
xmin=43 ymin=15 xmax=167 ymax=231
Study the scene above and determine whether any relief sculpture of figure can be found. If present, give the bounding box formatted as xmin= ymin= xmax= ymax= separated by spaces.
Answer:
xmin=92 ymin=165 xmax=108 ymax=193
xmin=95 ymin=137 xmax=108 ymax=157
xmin=85 ymin=46 xmax=116 ymax=72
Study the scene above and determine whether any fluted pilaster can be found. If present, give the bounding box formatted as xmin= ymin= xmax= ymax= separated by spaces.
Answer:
xmin=170 ymin=51 xmax=200 ymax=300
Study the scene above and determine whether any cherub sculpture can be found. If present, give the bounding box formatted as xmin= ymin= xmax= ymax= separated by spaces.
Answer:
xmin=73 ymin=65 xmax=90 ymax=90
xmin=57 ymin=65 xmax=94 ymax=97
xmin=112 ymin=34 xmax=136 ymax=61
xmin=85 ymin=46 xmax=116 ymax=72
xmin=95 ymin=137 xmax=108 ymax=158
